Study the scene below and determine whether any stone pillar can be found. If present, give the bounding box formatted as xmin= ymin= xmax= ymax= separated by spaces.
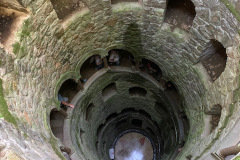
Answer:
xmin=59 ymin=109 xmax=68 ymax=118
xmin=103 ymin=57 xmax=108 ymax=68
xmin=135 ymin=60 xmax=140 ymax=71
xmin=77 ymin=79 xmax=84 ymax=90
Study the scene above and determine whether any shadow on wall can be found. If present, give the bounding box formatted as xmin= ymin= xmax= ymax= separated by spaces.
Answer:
xmin=123 ymin=23 xmax=143 ymax=56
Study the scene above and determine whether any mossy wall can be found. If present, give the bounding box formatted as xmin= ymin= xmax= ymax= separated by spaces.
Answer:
xmin=0 ymin=79 xmax=17 ymax=125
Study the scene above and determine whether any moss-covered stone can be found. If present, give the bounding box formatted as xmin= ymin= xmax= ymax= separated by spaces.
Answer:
xmin=220 ymin=0 xmax=240 ymax=22
xmin=18 ymin=45 xmax=26 ymax=59
xmin=19 ymin=19 xmax=31 ymax=40
xmin=13 ymin=42 xmax=21 ymax=55
xmin=0 ymin=79 xmax=17 ymax=126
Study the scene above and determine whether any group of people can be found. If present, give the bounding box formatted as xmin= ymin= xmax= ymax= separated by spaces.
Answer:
xmin=58 ymin=50 xmax=122 ymax=110
xmin=90 ymin=55 xmax=104 ymax=70
xmin=89 ymin=49 xmax=121 ymax=70
xmin=108 ymin=49 xmax=120 ymax=66
xmin=58 ymin=52 xmax=164 ymax=110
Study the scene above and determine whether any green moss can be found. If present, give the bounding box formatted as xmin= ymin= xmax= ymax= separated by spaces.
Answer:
xmin=13 ymin=19 xmax=31 ymax=57
xmin=0 ymin=79 xmax=17 ymax=126
xmin=18 ymin=46 xmax=26 ymax=59
xmin=19 ymin=19 xmax=31 ymax=40
xmin=233 ymin=155 xmax=240 ymax=160
xmin=13 ymin=42 xmax=21 ymax=55
xmin=220 ymin=0 xmax=240 ymax=22
xmin=24 ymin=132 xmax=28 ymax=139
xmin=13 ymin=42 xmax=27 ymax=58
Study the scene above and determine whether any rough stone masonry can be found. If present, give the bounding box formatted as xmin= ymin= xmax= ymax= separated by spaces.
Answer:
xmin=0 ymin=0 xmax=240 ymax=159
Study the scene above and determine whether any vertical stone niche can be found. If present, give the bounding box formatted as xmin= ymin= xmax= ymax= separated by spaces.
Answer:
xmin=200 ymin=40 xmax=227 ymax=82
xmin=50 ymin=109 xmax=65 ymax=142
xmin=0 ymin=6 xmax=28 ymax=49
xmin=164 ymin=0 xmax=196 ymax=31
xmin=85 ymin=103 xmax=95 ymax=121
xmin=50 ymin=0 xmax=88 ymax=22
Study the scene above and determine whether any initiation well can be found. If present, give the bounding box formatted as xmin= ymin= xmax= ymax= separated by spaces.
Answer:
xmin=0 ymin=0 xmax=240 ymax=160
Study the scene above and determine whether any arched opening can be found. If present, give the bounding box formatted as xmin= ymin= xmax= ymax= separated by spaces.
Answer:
xmin=80 ymin=54 xmax=104 ymax=81
xmin=85 ymin=103 xmax=95 ymax=121
xmin=80 ymin=129 xmax=85 ymax=143
xmin=165 ymin=81 xmax=180 ymax=102
xmin=106 ymin=112 xmax=118 ymax=122
xmin=0 ymin=10 xmax=15 ymax=44
xmin=58 ymin=79 xmax=78 ymax=110
xmin=115 ymin=120 xmax=128 ymax=128
xmin=129 ymin=87 xmax=147 ymax=97
xmin=102 ymin=82 xmax=117 ymax=102
xmin=60 ymin=146 xmax=72 ymax=160
xmin=180 ymin=112 xmax=189 ymax=140
xmin=122 ymin=108 xmax=136 ymax=113
xmin=0 ymin=6 xmax=28 ymax=47
xmin=49 ymin=0 xmax=88 ymax=22
xmin=200 ymin=40 xmax=227 ymax=82
xmin=164 ymin=0 xmax=196 ymax=31
xmin=140 ymin=58 xmax=163 ymax=82
xmin=146 ymin=127 xmax=155 ymax=136
xmin=97 ymin=124 xmax=105 ymax=137
xmin=131 ymin=119 xmax=143 ymax=127
xmin=50 ymin=109 xmax=66 ymax=142
xmin=138 ymin=110 xmax=151 ymax=119
xmin=107 ymin=49 xmax=135 ymax=67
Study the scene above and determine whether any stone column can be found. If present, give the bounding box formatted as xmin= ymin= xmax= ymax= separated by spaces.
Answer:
xmin=59 ymin=109 xmax=68 ymax=118
xmin=134 ymin=60 xmax=140 ymax=71
xmin=103 ymin=57 xmax=108 ymax=68
xmin=77 ymin=79 xmax=84 ymax=90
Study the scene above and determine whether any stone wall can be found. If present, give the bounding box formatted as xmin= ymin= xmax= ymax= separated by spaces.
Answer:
xmin=0 ymin=0 xmax=239 ymax=159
